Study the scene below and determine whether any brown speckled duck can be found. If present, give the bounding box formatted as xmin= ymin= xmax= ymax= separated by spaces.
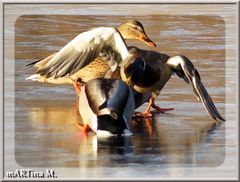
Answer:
xmin=25 ymin=20 xmax=156 ymax=96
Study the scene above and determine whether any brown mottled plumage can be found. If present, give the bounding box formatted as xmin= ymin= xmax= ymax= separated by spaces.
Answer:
xmin=72 ymin=58 xmax=110 ymax=83
xmin=32 ymin=57 xmax=110 ymax=84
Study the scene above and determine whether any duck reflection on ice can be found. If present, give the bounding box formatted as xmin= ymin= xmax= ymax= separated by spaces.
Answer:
xmin=76 ymin=117 xmax=154 ymax=157
xmin=131 ymin=115 xmax=155 ymax=136
xmin=22 ymin=102 xmax=224 ymax=167
xmin=97 ymin=136 xmax=134 ymax=155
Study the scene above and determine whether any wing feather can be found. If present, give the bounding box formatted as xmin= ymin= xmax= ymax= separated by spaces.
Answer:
xmin=54 ymin=51 xmax=82 ymax=78
xmin=35 ymin=27 xmax=128 ymax=79
xmin=42 ymin=50 xmax=75 ymax=77
xmin=167 ymin=56 xmax=225 ymax=122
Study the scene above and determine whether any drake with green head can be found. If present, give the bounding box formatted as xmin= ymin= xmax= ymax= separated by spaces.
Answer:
xmin=76 ymin=78 xmax=135 ymax=136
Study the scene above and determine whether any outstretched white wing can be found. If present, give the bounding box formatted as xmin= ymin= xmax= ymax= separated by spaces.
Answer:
xmin=35 ymin=27 xmax=129 ymax=78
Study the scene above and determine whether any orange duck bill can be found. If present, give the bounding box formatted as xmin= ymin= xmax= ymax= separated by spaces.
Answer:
xmin=141 ymin=33 xmax=156 ymax=47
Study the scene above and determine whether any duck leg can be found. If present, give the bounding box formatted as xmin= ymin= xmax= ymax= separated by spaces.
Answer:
xmin=73 ymin=81 xmax=81 ymax=97
xmin=134 ymin=96 xmax=174 ymax=117
xmin=134 ymin=97 xmax=155 ymax=117
xmin=74 ymin=122 xmax=90 ymax=134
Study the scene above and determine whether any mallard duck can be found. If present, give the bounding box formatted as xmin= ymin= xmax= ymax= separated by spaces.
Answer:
xmin=76 ymin=78 xmax=135 ymax=136
xmin=120 ymin=46 xmax=225 ymax=122
xmin=25 ymin=20 xmax=156 ymax=96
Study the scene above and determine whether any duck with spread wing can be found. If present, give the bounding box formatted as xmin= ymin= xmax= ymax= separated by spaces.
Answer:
xmin=120 ymin=46 xmax=225 ymax=122
xmin=25 ymin=20 xmax=156 ymax=96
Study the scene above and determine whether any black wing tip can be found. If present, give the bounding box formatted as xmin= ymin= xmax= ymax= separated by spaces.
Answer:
xmin=26 ymin=57 xmax=44 ymax=67
xmin=193 ymin=74 xmax=225 ymax=123
xmin=206 ymin=99 xmax=225 ymax=122
xmin=26 ymin=60 xmax=38 ymax=67
xmin=203 ymin=93 xmax=225 ymax=122
xmin=210 ymin=113 xmax=225 ymax=122
xmin=216 ymin=115 xmax=225 ymax=122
